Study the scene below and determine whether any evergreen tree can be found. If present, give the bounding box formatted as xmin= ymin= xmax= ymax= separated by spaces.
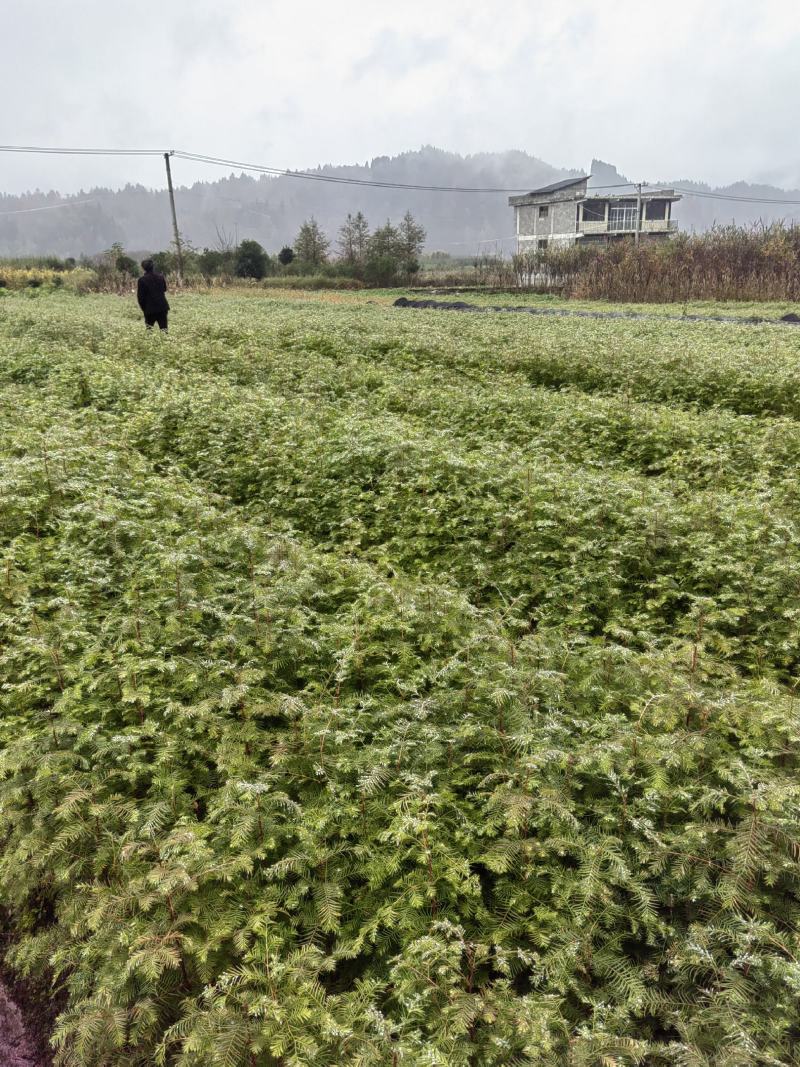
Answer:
xmin=337 ymin=212 xmax=371 ymax=269
xmin=397 ymin=211 xmax=426 ymax=278
xmin=293 ymin=218 xmax=330 ymax=269
xmin=352 ymin=211 xmax=370 ymax=265
xmin=364 ymin=220 xmax=402 ymax=286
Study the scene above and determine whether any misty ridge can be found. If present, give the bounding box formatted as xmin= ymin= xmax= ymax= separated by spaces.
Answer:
xmin=1 ymin=147 xmax=799 ymax=259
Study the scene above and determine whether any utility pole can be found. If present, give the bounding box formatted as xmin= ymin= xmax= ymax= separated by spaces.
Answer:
xmin=164 ymin=151 xmax=184 ymax=282
xmin=635 ymin=181 xmax=642 ymax=246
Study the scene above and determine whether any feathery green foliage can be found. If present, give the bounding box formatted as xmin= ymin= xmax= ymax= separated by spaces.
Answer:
xmin=1 ymin=291 xmax=800 ymax=1064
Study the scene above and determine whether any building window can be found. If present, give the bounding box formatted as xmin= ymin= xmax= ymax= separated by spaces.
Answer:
xmin=538 ymin=205 xmax=549 ymax=219
xmin=537 ymin=239 xmax=548 ymax=250
xmin=645 ymin=199 xmax=667 ymax=220
xmin=609 ymin=202 xmax=639 ymax=231
xmin=582 ymin=200 xmax=606 ymax=222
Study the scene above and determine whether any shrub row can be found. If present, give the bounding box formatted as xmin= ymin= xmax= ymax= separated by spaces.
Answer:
xmin=2 ymin=380 xmax=800 ymax=1065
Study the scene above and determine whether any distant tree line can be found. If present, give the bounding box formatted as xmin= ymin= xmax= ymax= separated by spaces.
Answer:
xmin=114 ymin=210 xmax=428 ymax=288
xmin=6 ymin=221 xmax=800 ymax=303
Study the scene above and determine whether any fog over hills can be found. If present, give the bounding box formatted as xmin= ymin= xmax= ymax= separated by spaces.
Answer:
xmin=2 ymin=147 xmax=799 ymax=258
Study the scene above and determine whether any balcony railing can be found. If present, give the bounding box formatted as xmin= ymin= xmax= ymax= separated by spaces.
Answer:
xmin=642 ymin=219 xmax=679 ymax=233
xmin=581 ymin=219 xmax=678 ymax=235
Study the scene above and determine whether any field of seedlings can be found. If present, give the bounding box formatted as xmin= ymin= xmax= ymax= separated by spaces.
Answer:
xmin=2 ymin=289 xmax=800 ymax=1066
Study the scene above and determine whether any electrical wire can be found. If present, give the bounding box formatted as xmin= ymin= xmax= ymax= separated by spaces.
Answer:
xmin=0 ymin=198 xmax=96 ymax=216
xmin=1 ymin=143 xmax=800 ymax=206
xmin=0 ymin=145 xmax=163 ymax=156
xmin=673 ymin=188 xmax=800 ymax=206
xmin=0 ymin=143 xmax=548 ymax=193
xmin=176 ymin=154 xmax=651 ymax=196
xmin=0 ymin=146 xmax=638 ymax=198
xmin=173 ymin=150 xmax=540 ymax=193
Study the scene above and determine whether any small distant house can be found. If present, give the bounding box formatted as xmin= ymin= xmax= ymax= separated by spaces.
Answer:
xmin=509 ymin=175 xmax=680 ymax=251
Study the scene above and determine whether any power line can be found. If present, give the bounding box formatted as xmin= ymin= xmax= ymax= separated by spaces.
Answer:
xmin=2 ymin=143 xmax=800 ymax=206
xmin=588 ymin=182 xmax=800 ymax=206
xmin=176 ymin=155 xmax=660 ymax=197
xmin=173 ymin=150 xmax=539 ymax=193
xmin=0 ymin=143 xmax=541 ymax=193
xmin=0 ymin=145 xmax=670 ymax=196
xmin=672 ymin=187 xmax=800 ymax=206
xmin=0 ymin=145 xmax=164 ymax=157
xmin=0 ymin=198 xmax=96 ymax=216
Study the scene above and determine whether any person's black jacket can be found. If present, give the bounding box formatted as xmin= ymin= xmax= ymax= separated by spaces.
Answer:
xmin=137 ymin=271 xmax=170 ymax=315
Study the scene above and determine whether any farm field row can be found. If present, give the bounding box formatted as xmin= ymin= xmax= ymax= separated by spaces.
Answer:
xmin=1 ymin=291 xmax=800 ymax=1065
xmin=179 ymin=284 xmax=800 ymax=322
xmin=397 ymin=290 xmax=800 ymax=320
xmin=10 ymin=294 xmax=800 ymax=481
xmin=13 ymin=288 xmax=800 ymax=416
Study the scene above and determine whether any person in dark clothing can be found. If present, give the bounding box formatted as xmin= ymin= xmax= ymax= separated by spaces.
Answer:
xmin=137 ymin=259 xmax=170 ymax=331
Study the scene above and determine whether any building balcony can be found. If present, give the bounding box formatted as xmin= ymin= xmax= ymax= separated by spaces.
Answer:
xmin=580 ymin=219 xmax=678 ymax=235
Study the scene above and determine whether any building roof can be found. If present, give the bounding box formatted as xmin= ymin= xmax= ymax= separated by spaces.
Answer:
xmin=526 ymin=175 xmax=589 ymax=196
xmin=508 ymin=174 xmax=589 ymax=206
xmin=508 ymin=175 xmax=682 ymax=209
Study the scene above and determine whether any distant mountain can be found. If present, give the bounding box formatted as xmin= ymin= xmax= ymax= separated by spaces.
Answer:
xmin=1 ymin=147 xmax=798 ymax=258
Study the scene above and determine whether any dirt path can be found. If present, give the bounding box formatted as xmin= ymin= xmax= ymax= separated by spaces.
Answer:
xmin=394 ymin=296 xmax=800 ymax=326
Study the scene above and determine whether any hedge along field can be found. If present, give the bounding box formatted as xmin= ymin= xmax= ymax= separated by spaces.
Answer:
xmin=2 ymin=293 xmax=800 ymax=1066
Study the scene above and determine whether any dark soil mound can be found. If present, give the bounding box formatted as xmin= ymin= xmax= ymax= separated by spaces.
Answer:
xmin=394 ymin=297 xmax=800 ymax=326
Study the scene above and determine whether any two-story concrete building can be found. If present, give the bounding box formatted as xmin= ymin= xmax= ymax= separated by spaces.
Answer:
xmin=509 ymin=175 xmax=680 ymax=251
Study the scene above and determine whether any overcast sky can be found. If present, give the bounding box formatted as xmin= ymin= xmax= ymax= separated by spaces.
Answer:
xmin=2 ymin=0 xmax=799 ymax=195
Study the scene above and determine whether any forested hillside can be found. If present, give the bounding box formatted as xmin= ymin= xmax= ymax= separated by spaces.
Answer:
xmin=2 ymin=148 xmax=799 ymax=258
